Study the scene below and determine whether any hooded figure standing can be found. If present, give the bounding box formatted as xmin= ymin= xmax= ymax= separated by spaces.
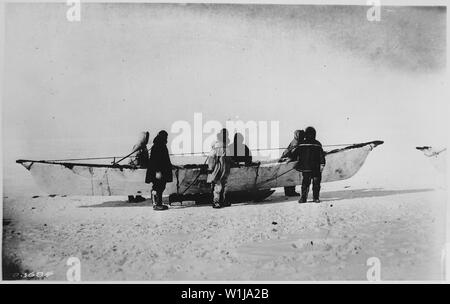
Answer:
xmin=207 ymin=128 xmax=231 ymax=209
xmin=291 ymin=127 xmax=325 ymax=203
xmin=145 ymin=130 xmax=173 ymax=211
xmin=281 ymin=130 xmax=305 ymax=197
xmin=228 ymin=132 xmax=252 ymax=166
xmin=128 ymin=131 xmax=150 ymax=203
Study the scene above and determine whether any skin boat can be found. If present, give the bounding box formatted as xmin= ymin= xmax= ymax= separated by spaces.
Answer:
xmin=16 ymin=140 xmax=383 ymax=202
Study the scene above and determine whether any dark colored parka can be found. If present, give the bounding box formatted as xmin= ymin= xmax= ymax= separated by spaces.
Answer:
xmin=145 ymin=134 xmax=173 ymax=184
xmin=228 ymin=134 xmax=252 ymax=166
xmin=291 ymin=128 xmax=326 ymax=175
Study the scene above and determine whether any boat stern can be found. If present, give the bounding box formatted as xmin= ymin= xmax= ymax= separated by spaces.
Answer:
xmin=371 ymin=140 xmax=384 ymax=148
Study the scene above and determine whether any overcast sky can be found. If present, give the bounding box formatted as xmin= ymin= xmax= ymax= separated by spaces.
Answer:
xmin=2 ymin=3 xmax=447 ymax=157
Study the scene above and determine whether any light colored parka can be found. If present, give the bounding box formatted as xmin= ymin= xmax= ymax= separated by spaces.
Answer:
xmin=207 ymin=140 xmax=231 ymax=184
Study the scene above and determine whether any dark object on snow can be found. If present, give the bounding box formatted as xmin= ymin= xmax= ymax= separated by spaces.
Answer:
xmin=284 ymin=187 xmax=300 ymax=196
xmin=128 ymin=195 xmax=146 ymax=203
xmin=153 ymin=204 xmax=168 ymax=211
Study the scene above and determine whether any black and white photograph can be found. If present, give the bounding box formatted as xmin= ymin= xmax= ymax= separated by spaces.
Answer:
xmin=1 ymin=0 xmax=448 ymax=284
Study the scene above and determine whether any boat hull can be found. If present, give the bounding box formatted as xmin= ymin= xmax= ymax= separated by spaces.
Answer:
xmin=17 ymin=141 xmax=383 ymax=197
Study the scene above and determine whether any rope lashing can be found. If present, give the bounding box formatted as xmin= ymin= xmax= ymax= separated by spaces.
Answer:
xmin=39 ymin=142 xmax=379 ymax=163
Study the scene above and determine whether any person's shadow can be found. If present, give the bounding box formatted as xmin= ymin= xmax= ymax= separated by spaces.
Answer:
xmin=320 ymin=188 xmax=434 ymax=201
xmin=252 ymin=187 xmax=435 ymax=206
xmin=80 ymin=187 xmax=434 ymax=208
xmin=79 ymin=200 xmax=153 ymax=208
